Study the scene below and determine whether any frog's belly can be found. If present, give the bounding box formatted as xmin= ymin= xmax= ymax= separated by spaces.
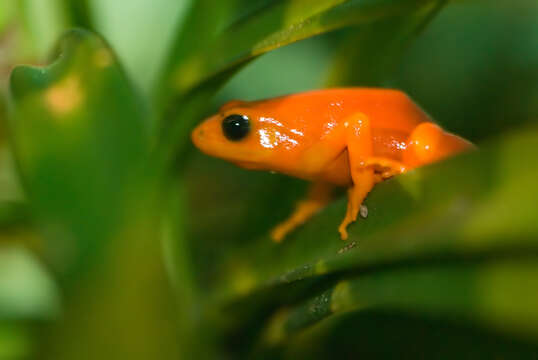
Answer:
xmin=319 ymin=150 xmax=351 ymax=186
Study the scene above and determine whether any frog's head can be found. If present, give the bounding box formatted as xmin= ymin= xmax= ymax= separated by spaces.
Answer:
xmin=191 ymin=99 xmax=300 ymax=171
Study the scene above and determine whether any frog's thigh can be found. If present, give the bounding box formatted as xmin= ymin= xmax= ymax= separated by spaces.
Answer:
xmin=338 ymin=112 xmax=376 ymax=240
xmin=271 ymin=181 xmax=334 ymax=242
xmin=300 ymin=120 xmax=348 ymax=172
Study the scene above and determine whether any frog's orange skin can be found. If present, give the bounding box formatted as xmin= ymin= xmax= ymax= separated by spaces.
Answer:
xmin=192 ymin=88 xmax=474 ymax=241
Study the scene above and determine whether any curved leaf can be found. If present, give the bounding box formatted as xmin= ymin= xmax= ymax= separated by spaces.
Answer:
xmin=8 ymin=30 xmax=185 ymax=360
xmin=8 ymin=29 xmax=151 ymax=278
xmin=260 ymin=260 xmax=538 ymax=344
xmin=214 ymin=127 xmax=538 ymax=356
xmin=269 ymin=309 xmax=538 ymax=359
xmin=164 ymin=0 xmax=438 ymax=97
xmin=215 ymin=127 xmax=538 ymax=302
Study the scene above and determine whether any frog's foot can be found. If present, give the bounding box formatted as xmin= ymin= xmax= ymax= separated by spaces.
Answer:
xmin=271 ymin=182 xmax=333 ymax=242
xmin=363 ymin=157 xmax=407 ymax=180
xmin=338 ymin=170 xmax=374 ymax=240
xmin=271 ymin=200 xmax=325 ymax=242
xmin=338 ymin=189 xmax=355 ymax=240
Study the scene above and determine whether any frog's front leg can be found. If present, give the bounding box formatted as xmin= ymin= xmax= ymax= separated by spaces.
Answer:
xmin=338 ymin=112 xmax=376 ymax=240
xmin=270 ymin=126 xmax=348 ymax=242
xmin=271 ymin=181 xmax=334 ymax=242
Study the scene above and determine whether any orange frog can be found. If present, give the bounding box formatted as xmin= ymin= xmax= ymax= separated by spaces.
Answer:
xmin=192 ymin=88 xmax=473 ymax=241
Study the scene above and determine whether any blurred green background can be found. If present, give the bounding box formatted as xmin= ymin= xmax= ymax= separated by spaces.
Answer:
xmin=0 ymin=0 xmax=537 ymax=359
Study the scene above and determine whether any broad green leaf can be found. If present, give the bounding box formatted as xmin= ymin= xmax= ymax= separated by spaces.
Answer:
xmin=8 ymin=29 xmax=150 ymax=279
xmin=272 ymin=308 xmax=538 ymax=359
xmin=163 ymin=0 xmax=439 ymax=98
xmin=9 ymin=29 xmax=183 ymax=360
xmin=260 ymin=261 xmax=538 ymax=345
xmin=212 ymin=127 xmax=538 ymax=356
xmin=214 ymin=127 xmax=538 ymax=302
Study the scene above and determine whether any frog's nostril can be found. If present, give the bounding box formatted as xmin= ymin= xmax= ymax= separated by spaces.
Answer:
xmin=193 ymin=128 xmax=205 ymax=141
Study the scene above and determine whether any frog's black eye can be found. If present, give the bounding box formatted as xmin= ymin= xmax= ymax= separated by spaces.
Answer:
xmin=222 ymin=114 xmax=250 ymax=141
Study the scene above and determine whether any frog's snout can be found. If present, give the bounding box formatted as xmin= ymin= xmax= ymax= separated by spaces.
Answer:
xmin=193 ymin=126 xmax=205 ymax=140
xmin=191 ymin=125 xmax=204 ymax=149
xmin=191 ymin=116 xmax=223 ymax=155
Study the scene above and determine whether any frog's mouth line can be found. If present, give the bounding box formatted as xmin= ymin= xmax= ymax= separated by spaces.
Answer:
xmin=233 ymin=161 xmax=266 ymax=170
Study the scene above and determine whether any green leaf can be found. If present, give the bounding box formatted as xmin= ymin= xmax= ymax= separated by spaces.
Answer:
xmin=212 ymin=127 xmax=538 ymax=345
xmin=7 ymin=29 xmax=184 ymax=360
xmin=259 ymin=260 xmax=538 ymax=344
xmin=272 ymin=308 xmax=538 ymax=359
xmin=164 ymin=0 xmax=437 ymax=96
xmin=223 ymin=127 xmax=538 ymax=293
xmin=8 ymin=29 xmax=151 ymax=279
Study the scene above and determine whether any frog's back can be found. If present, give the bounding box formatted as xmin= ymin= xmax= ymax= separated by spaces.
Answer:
xmin=260 ymin=88 xmax=429 ymax=134
xmin=253 ymin=88 xmax=430 ymax=161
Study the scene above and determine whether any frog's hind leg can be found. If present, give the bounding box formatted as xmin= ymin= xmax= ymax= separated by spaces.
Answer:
xmin=403 ymin=122 xmax=475 ymax=168
xmin=338 ymin=112 xmax=376 ymax=240
xmin=271 ymin=182 xmax=334 ymax=242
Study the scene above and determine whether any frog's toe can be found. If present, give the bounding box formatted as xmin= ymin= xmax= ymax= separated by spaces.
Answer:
xmin=270 ymin=225 xmax=288 ymax=243
xmin=338 ymin=224 xmax=349 ymax=241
